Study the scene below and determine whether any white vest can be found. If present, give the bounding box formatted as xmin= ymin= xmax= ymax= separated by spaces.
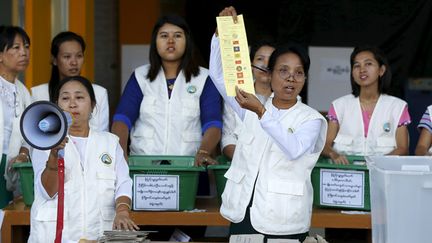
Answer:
xmin=221 ymin=95 xmax=271 ymax=149
xmin=28 ymin=131 xmax=119 ymax=242
xmin=332 ymin=94 xmax=406 ymax=156
xmin=31 ymin=83 xmax=110 ymax=131
xmin=221 ymin=102 xmax=243 ymax=149
xmin=130 ymin=65 xmax=208 ymax=155
xmin=220 ymin=99 xmax=327 ymax=235
xmin=1 ymin=80 xmax=32 ymax=190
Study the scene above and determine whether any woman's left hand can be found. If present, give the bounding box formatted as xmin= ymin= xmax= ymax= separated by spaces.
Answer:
xmin=113 ymin=211 xmax=140 ymax=231
xmin=195 ymin=151 xmax=218 ymax=166
xmin=13 ymin=153 xmax=30 ymax=163
xmin=235 ymin=86 xmax=263 ymax=115
xmin=6 ymin=152 xmax=29 ymax=177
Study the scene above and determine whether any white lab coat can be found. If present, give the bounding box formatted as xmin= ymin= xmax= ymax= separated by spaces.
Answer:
xmin=220 ymin=98 xmax=327 ymax=235
xmin=221 ymin=93 xmax=278 ymax=151
xmin=221 ymin=102 xmax=243 ymax=150
xmin=0 ymin=79 xmax=32 ymax=192
xmin=332 ymin=94 xmax=406 ymax=155
xmin=31 ymin=83 xmax=109 ymax=132
xmin=28 ymin=131 xmax=126 ymax=242
xmin=130 ymin=65 xmax=207 ymax=155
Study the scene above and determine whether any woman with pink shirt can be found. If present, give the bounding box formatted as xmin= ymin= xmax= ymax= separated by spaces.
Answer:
xmin=321 ymin=46 xmax=410 ymax=164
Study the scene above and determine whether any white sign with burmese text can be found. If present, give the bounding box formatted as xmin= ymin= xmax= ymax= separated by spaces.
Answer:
xmin=308 ymin=46 xmax=353 ymax=112
xmin=320 ymin=169 xmax=364 ymax=208
xmin=133 ymin=175 xmax=179 ymax=211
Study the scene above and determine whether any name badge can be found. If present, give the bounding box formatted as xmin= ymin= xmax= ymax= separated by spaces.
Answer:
xmin=187 ymin=85 xmax=197 ymax=94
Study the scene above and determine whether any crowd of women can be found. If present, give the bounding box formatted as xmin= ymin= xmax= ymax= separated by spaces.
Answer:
xmin=1 ymin=5 xmax=432 ymax=243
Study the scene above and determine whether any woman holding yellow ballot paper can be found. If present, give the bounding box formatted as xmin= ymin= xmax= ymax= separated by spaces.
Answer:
xmin=210 ymin=6 xmax=327 ymax=242
xmin=222 ymin=39 xmax=275 ymax=160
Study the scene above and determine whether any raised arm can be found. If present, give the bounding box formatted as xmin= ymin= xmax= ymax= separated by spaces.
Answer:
xmin=209 ymin=6 xmax=246 ymax=120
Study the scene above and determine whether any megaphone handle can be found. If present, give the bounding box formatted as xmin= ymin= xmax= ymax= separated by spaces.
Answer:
xmin=54 ymin=157 xmax=65 ymax=243
xmin=58 ymin=149 xmax=65 ymax=159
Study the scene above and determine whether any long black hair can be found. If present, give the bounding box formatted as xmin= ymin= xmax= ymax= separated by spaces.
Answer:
xmin=49 ymin=31 xmax=86 ymax=101
xmin=146 ymin=15 xmax=199 ymax=82
xmin=0 ymin=25 xmax=30 ymax=51
xmin=350 ymin=46 xmax=391 ymax=97
xmin=249 ymin=37 xmax=276 ymax=62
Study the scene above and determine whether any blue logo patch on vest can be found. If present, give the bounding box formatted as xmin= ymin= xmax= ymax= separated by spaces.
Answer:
xmin=100 ymin=153 xmax=112 ymax=165
xmin=383 ymin=122 xmax=391 ymax=133
xmin=187 ymin=85 xmax=197 ymax=94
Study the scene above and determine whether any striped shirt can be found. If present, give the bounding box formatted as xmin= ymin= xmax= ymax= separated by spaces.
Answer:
xmin=418 ymin=108 xmax=432 ymax=133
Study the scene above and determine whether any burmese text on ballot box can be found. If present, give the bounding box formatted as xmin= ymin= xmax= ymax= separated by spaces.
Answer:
xmin=129 ymin=155 xmax=205 ymax=211
xmin=311 ymin=156 xmax=370 ymax=211
xmin=366 ymin=156 xmax=432 ymax=243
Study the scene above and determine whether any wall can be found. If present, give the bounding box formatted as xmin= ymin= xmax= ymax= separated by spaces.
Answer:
xmin=94 ymin=0 xmax=119 ymax=120
xmin=0 ymin=0 xmax=12 ymax=25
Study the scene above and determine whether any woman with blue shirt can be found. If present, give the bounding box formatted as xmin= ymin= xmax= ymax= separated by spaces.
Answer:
xmin=111 ymin=15 xmax=222 ymax=166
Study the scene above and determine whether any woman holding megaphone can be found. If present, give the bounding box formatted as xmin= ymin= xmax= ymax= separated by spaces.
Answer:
xmin=0 ymin=25 xmax=32 ymax=209
xmin=28 ymin=76 xmax=138 ymax=243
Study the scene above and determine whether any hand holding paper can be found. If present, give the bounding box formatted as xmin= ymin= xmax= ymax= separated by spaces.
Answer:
xmin=216 ymin=11 xmax=255 ymax=96
xmin=235 ymin=86 xmax=264 ymax=116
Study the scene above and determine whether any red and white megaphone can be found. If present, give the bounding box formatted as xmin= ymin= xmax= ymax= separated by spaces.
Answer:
xmin=20 ymin=100 xmax=73 ymax=243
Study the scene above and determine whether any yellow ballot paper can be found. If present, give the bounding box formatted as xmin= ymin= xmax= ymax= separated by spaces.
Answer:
xmin=216 ymin=14 xmax=255 ymax=96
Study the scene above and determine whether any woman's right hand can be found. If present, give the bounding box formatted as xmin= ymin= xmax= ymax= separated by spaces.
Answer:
xmin=47 ymin=137 xmax=68 ymax=169
xmin=329 ymin=152 xmax=350 ymax=165
xmin=113 ymin=210 xmax=140 ymax=231
xmin=235 ymin=86 xmax=264 ymax=115
xmin=219 ymin=6 xmax=238 ymax=19
xmin=194 ymin=150 xmax=218 ymax=167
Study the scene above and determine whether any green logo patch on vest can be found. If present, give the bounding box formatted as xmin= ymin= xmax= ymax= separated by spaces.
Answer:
xmin=187 ymin=85 xmax=197 ymax=94
xmin=100 ymin=153 xmax=113 ymax=165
